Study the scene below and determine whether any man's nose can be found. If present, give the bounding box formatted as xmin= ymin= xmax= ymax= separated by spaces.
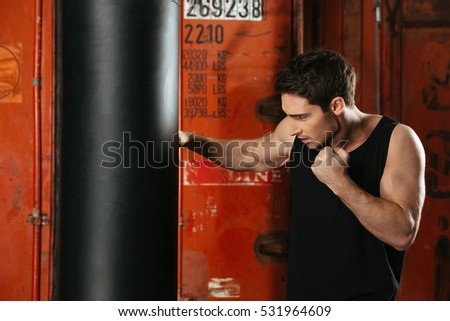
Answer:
xmin=289 ymin=120 xmax=301 ymax=136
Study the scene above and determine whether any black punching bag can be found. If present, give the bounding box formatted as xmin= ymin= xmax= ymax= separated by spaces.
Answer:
xmin=57 ymin=0 xmax=179 ymax=300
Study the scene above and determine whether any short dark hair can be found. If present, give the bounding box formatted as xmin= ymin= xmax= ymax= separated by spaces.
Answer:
xmin=274 ymin=49 xmax=356 ymax=112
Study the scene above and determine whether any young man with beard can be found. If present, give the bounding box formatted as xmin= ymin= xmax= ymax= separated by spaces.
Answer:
xmin=179 ymin=49 xmax=425 ymax=300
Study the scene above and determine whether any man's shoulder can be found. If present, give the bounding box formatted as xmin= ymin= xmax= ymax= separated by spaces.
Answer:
xmin=387 ymin=123 xmax=425 ymax=163
xmin=391 ymin=123 xmax=421 ymax=145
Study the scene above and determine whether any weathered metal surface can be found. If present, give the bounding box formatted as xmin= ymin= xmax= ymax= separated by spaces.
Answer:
xmin=397 ymin=28 xmax=450 ymax=300
xmin=179 ymin=0 xmax=293 ymax=300
xmin=382 ymin=0 xmax=450 ymax=300
xmin=0 ymin=0 xmax=54 ymax=300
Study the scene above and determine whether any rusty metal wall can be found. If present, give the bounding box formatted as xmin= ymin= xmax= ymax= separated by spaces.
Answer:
xmin=303 ymin=0 xmax=378 ymax=115
xmin=381 ymin=0 xmax=450 ymax=300
xmin=0 ymin=0 xmax=54 ymax=300
xmin=179 ymin=0 xmax=293 ymax=300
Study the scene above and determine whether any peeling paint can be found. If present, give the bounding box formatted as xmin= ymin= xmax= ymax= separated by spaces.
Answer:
xmin=208 ymin=278 xmax=240 ymax=298
xmin=192 ymin=224 xmax=204 ymax=233
xmin=206 ymin=196 xmax=217 ymax=217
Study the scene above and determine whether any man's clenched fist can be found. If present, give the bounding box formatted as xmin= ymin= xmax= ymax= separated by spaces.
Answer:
xmin=311 ymin=146 xmax=350 ymax=191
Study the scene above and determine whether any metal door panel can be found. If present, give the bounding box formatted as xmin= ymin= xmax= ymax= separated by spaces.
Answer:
xmin=179 ymin=0 xmax=293 ymax=300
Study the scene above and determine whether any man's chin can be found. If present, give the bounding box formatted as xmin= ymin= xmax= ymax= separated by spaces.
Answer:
xmin=304 ymin=142 xmax=322 ymax=150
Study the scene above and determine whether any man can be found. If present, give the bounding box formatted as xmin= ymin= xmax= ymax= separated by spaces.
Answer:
xmin=179 ymin=49 xmax=425 ymax=300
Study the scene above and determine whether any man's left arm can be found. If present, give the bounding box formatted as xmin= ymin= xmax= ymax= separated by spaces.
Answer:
xmin=312 ymin=124 xmax=426 ymax=251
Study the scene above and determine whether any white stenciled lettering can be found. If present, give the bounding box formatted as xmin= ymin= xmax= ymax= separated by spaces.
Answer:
xmin=184 ymin=0 xmax=264 ymax=21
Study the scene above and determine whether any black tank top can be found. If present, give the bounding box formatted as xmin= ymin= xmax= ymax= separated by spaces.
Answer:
xmin=287 ymin=116 xmax=404 ymax=300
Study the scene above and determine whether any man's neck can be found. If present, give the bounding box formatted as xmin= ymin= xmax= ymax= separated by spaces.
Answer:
xmin=334 ymin=107 xmax=379 ymax=152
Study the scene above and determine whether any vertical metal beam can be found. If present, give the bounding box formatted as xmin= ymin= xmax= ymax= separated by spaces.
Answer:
xmin=31 ymin=0 xmax=43 ymax=301
xmin=293 ymin=0 xmax=304 ymax=55
xmin=374 ymin=0 xmax=382 ymax=114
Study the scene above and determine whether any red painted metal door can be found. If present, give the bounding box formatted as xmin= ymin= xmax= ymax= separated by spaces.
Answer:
xmin=381 ymin=0 xmax=450 ymax=300
xmin=0 ymin=0 xmax=54 ymax=300
xmin=179 ymin=0 xmax=294 ymax=300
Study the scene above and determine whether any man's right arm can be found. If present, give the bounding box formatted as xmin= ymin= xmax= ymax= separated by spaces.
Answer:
xmin=179 ymin=117 xmax=294 ymax=172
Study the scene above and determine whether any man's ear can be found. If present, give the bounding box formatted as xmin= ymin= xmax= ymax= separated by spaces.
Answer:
xmin=329 ymin=97 xmax=345 ymax=115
